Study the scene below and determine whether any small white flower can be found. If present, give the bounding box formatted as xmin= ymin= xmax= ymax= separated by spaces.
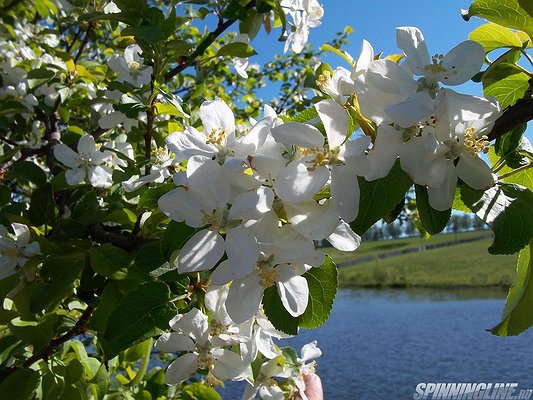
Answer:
xmin=108 ymin=44 xmax=152 ymax=87
xmin=54 ymin=134 xmax=113 ymax=188
xmin=396 ymin=26 xmax=484 ymax=89
xmin=155 ymin=308 xmax=250 ymax=385
xmin=0 ymin=223 xmax=41 ymax=280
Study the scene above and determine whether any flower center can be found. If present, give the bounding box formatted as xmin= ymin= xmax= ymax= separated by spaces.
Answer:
xmin=3 ymin=246 xmax=19 ymax=258
xmin=206 ymin=128 xmax=227 ymax=148
xmin=300 ymin=145 xmax=340 ymax=171
xmin=154 ymin=146 xmax=169 ymax=163
xmin=197 ymin=351 xmax=215 ymax=370
xmin=423 ymin=54 xmax=446 ymax=75
xmin=78 ymin=152 xmax=93 ymax=168
xmin=463 ymin=128 xmax=489 ymax=156
xmin=210 ymin=322 xmax=227 ymax=336
xmin=201 ymin=209 xmax=226 ymax=231
xmin=257 ymin=260 xmax=280 ymax=288
xmin=129 ymin=61 xmax=141 ymax=71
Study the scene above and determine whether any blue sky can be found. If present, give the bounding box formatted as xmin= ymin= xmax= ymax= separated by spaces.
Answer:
xmin=244 ymin=0 xmax=532 ymax=142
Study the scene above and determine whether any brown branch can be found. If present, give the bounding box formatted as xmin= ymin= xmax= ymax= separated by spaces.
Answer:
xmin=164 ymin=0 xmax=256 ymax=82
xmin=87 ymin=224 xmax=154 ymax=252
xmin=487 ymin=86 xmax=533 ymax=141
xmin=21 ymin=306 xmax=93 ymax=368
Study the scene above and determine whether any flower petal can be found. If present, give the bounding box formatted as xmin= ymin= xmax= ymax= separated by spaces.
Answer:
xmin=271 ymin=122 xmax=324 ymax=148
xmin=316 ymin=99 xmax=348 ymax=148
xmin=274 ymin=159 xmax=329 ymax=203
xmin=225 ymin=226 xmax=259 ymax=278
xmin=396 ymin=26 xmax=430 ymax=76
xmin=285 ymin=200 xmax=339 ymax=240
xmin=327 ymin=221 xmax=361 ymax=251
xmin=440 ymin=40 xmax=484 ymax=85
xmin=54 ymin=143 xmax=80 ymax=168
xmin=276 ymin=264 xmax=308 ymax=317
xmin=178 ymin=229 xmax=225 ymax=273
xmin=456 ymin=153 xmax=495 ymax=190
xmin=165 ymin=353 xmax=199 ymax=385
xmin=331 ymin=165 xmax=360 ymax=222
xmin=77 ymin=134 xmax=97 ymax=156
xmin=200 ymin=98 xmax=235 ymax=136
xmin=226 ymin=273 xmax=263 ymax=324
xmin=212 ymin=348 xmax=251 ymax=381
xmin=155 ymin=332 xmax=195 ymax=352
xmin=65 ymin=168 xmax=86 ymax=186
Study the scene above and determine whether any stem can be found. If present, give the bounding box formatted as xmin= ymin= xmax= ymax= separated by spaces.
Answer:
xmin=127 ymin=339 xmax=153 ymax=387
xmin=498 ymin=162 xmax=532 ymax=180
xmin=164 ymin=0 xmax=256 ymax=82
xmin=21 ymin=306 xmax=93 ymax=368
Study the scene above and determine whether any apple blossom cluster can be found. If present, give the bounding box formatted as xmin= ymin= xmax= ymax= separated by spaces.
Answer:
xmin=281 ymin=0 xmax=324 ymax=53
xmin=155 ymin=286 xmax=321 ymax=399
xmin=318 ymin=26 xmax=501 ymax=210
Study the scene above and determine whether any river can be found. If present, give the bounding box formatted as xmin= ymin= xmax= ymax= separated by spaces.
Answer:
xmin=217 ymin=288 xmax=533 ymax=399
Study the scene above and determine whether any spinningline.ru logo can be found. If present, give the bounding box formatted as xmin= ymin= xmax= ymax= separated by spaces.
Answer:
xmin=413 ymin=383 xmax=533 ymax=400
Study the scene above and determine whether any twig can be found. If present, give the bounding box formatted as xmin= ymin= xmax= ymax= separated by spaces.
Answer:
xmin=87 ymin=224 xmax=154 ymax=252
xmin=164 ymin=0 xmax=256 ymax=82
xmin=21 ymin=306 xmax=94 ymax=368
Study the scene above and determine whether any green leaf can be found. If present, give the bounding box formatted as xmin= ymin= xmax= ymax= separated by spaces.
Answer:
xmin=27 ymin=68 xmax=56 ymax=89
xmin=483 ymin=65 xmax=530 ymax=108
xmin=240 ymin=9 xmax=263 ymax=40
xmin=87 ymin=281 xmax=122 ymax=333
xmin=495 ymin=123 xmax=526 ymax=157
xmin=0 ymin=368 xmax=40 ymax=400
xmin=72 ymin=191 xmax=105 ymax=225
xmin=0 ymin=336 xmax=23 ymax=367
xmin=491 ymin=241 xmax=533 ymax=335
xmin=262 ymin=286 xmax=299 ymax=335
xmin=415 ymin=185 xmax=451 ymax=235
xmin=30 ymin=253 xmax=85 ymax=313
xmin=351 ymin=161 xmax=413 ymax=235
xmin=28 ymin=183 xmax=57 ymax=227
xmin=460 ymin=183 xmax=533 ymax=254
xmin=469 ymin=22 xmax=523 ymax=52
xmin=6 ymin=161 xmax=47 ymax=186
xmin=90 ymin=243 xmax=133 ymax=280
xmin=182 ymin=383 xmax=221 ymax=400
xmin=299 ymin=256 xmax=338 ymax=329
xmin=464 ymin=0 xmax=533 ymax=38
xmin=101 ymin=282 xmax=176 ymax=359
xmin=489 ymin=138 xmax=533 ymax=191
xmin=160 ymin=220 xmax=196 ymax=258
xmin=9 ymin=313 xmax=58 ymax=350
xmin=138 ymin=183 xmax=175 ymax=209
xmin=134 ymin=241 xmax=175 ymax=279
xmin=216 ymin=42 xmax=257 ymax=58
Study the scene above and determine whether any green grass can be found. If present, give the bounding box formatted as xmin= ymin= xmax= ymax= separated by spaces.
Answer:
xmin=327 ymin=231 xmax=487 ymax=264
xmin=329 ymin=233 xmax=518 ymax=288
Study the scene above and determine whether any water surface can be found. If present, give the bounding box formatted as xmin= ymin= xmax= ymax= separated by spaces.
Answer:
xmin=219 ymin=288 xmax=533 ymax=399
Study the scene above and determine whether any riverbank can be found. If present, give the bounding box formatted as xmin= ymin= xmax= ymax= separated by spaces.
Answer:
xmin=327 ymin=232 xmax=518 ymax=288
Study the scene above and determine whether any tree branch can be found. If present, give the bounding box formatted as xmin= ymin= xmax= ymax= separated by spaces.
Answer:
xmin=487 ymin=79 xmax=533 ymax=141
xmin=21 ymin=306 xmax=93 ymax=368
xmin=164 ymin=0 xmax=256 ymax=82
xmin=87 ymin=224 xmax=154 ymax=252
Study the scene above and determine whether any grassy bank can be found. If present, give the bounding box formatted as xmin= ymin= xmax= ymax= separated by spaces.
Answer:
xmin=327 ymin=232 xmax=518 ymax=288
